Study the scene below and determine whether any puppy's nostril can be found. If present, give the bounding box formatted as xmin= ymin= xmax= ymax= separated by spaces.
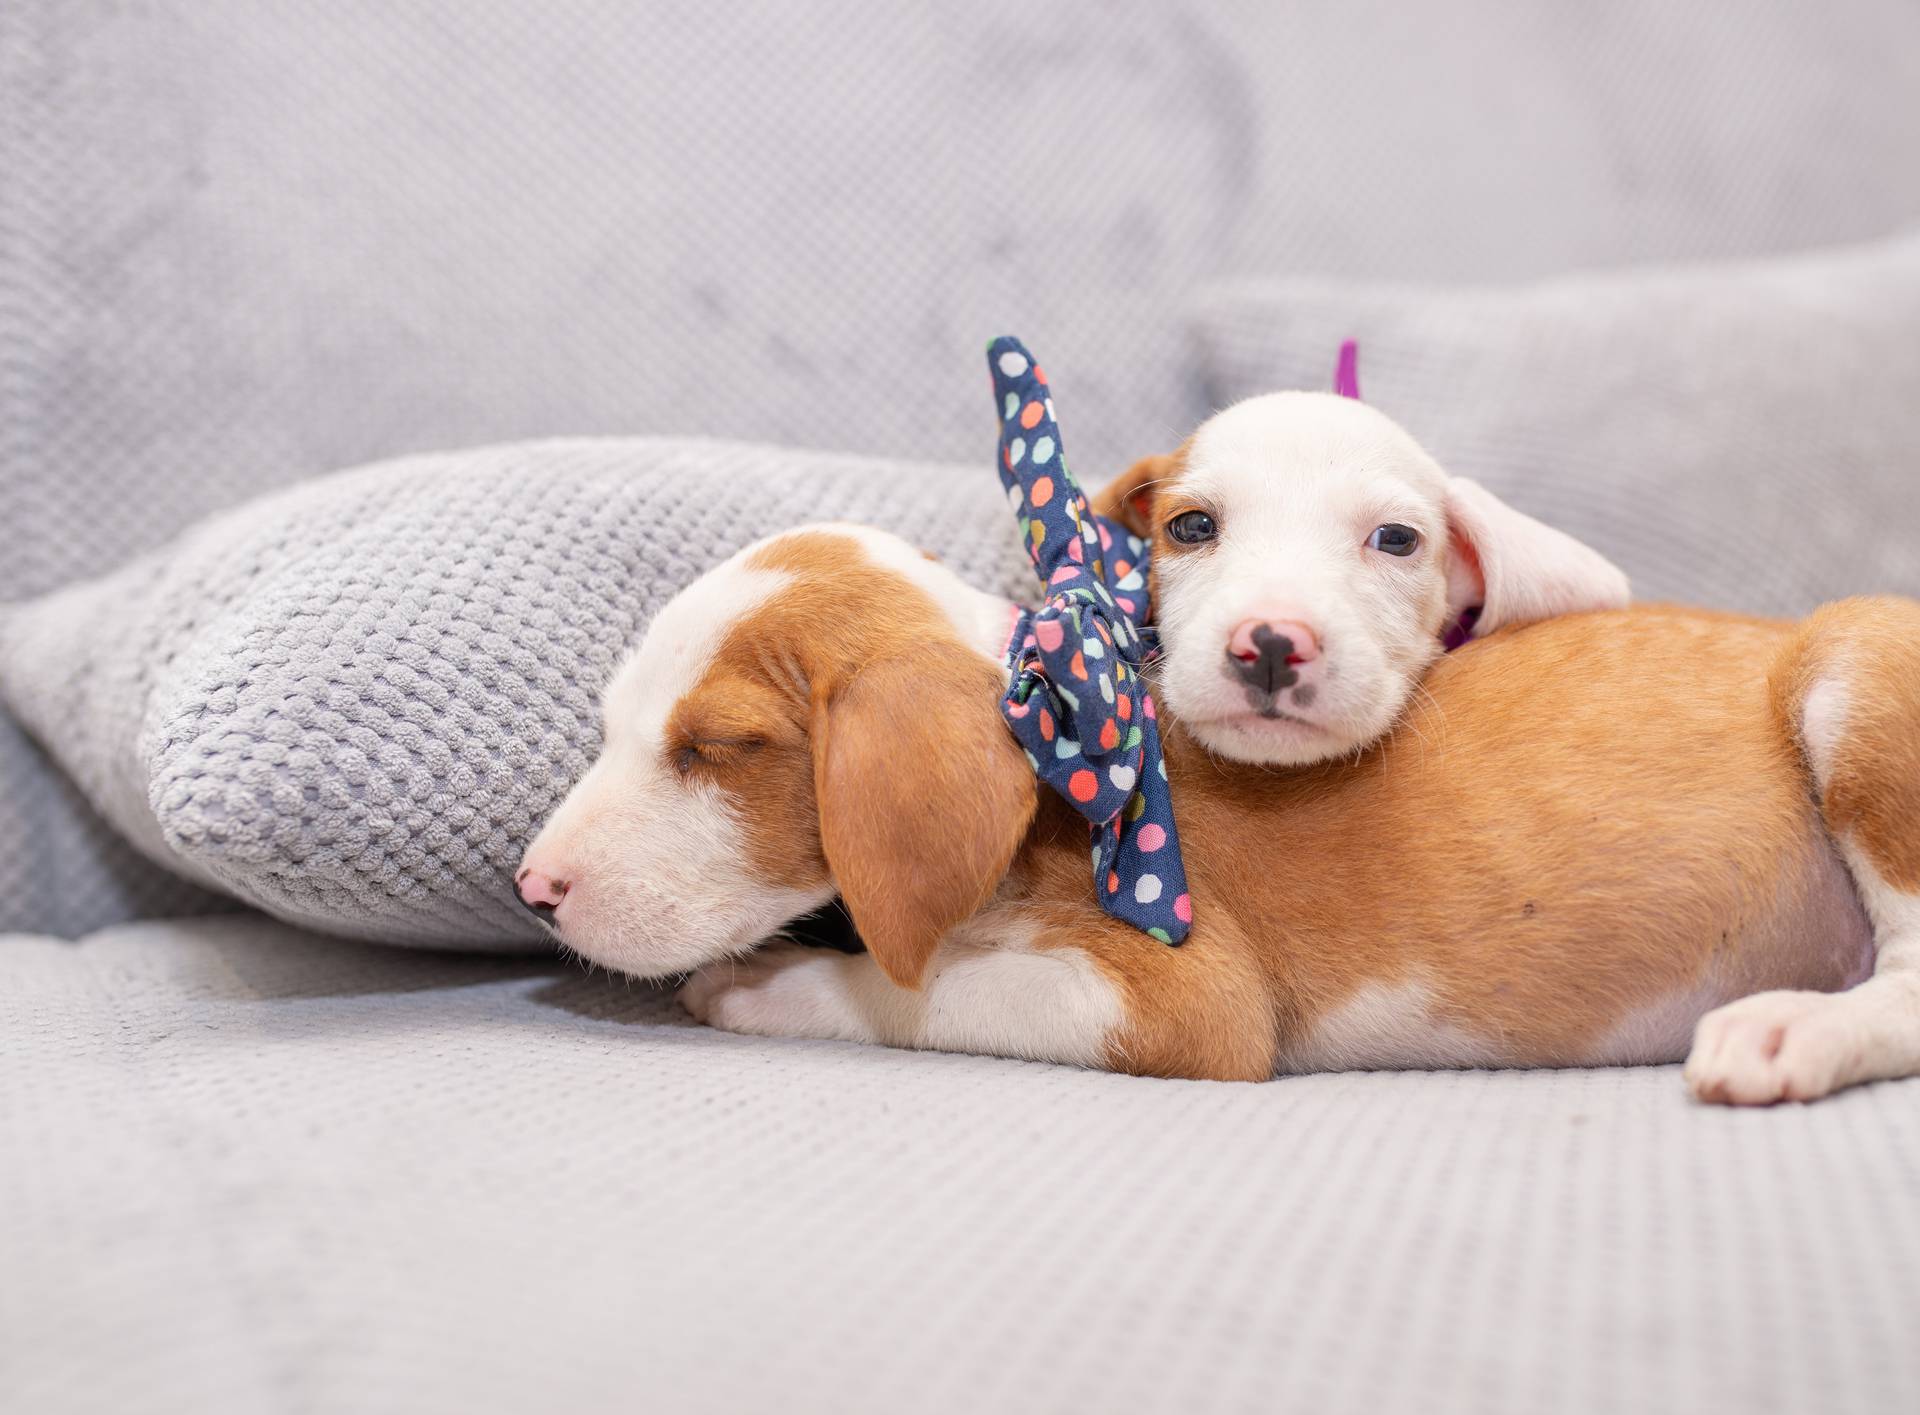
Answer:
xmin=514 ymin=871 xmax=570 ymax=919
xmin=1225 ymin=620 xmax=1321 ymax=696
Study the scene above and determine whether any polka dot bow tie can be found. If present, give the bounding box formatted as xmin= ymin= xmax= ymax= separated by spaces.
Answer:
xmin=989 ymin=336 xmax=1192 ymax=944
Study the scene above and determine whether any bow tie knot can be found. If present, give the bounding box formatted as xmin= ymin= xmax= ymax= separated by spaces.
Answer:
xmin=988 ymin=337 xmax=1191 ymax=943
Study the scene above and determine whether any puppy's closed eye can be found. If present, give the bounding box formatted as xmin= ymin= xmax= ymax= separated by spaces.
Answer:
xmin=671 ymin=738 xmax=766 ymax=776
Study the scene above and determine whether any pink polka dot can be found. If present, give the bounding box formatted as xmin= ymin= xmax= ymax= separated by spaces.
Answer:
xmin=1116 ymin=596 xmax=1137 ymax=614
xmin=1098 ymin=524 xmax=1113 ymax=551
xmin=1067 ymin=537 xmax=1085 ymax=564
xmin=1137 ymin=823 xmax=1166 ymax=852
xmin=1049 ymin=565 xmax=1079 ymax=586
xmin=1173 ymin=893 xmax=1192 ymax=924
xmin=1035 ymin=619 xmax=1065 ymax=652
xmin=1143 ymin=694 xmax=1158 ymax=720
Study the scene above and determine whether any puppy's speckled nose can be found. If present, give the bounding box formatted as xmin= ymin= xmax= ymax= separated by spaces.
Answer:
xmin=514 ymin=869 xmax=570 ymax=918
xmin=1226 ymin=618 xmax=1320 ymax=694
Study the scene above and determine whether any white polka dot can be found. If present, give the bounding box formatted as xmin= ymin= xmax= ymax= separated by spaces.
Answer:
xmin=1045 ymin=398 xmax=1056 ymax=422
xmin=1109 ymin=764 xmax=1136 ymax=792
xmin=1099 ymin=676 xmax=1115 ymax=704
xmin=998 ymin=349 xmax=1029 ymax=377
xmin=1006 ymin=484 xmax=1024 ymax=512
xmin=1009 ymin=436 xmax=1026 ymax=465
xmin=1134 ymin=873 xmax=1162 ymax=904
xmin=1004 ymin=392 xmax=1019 ymax=419
xmin=1031 ymin=435 xmax=1055 ymax=464
xmin=1090 ymin=845 xmax=1102 ymax=869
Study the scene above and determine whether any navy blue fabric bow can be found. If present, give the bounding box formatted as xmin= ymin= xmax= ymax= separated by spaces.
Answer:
xmin=988 ymin=337 xmax=1191 ymax=943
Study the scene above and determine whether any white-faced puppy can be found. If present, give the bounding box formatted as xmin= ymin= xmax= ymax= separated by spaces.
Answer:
xmin=519 ymin=523 xmax=1920 ymax=1107
xmin=515 ymin=526 xmax=1026 ymax=981
xmin=1093 ymin=394 xmax=1629 ymax=765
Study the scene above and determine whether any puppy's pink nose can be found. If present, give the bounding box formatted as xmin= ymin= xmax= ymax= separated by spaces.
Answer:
xmin=1226 ymin=617 xmax=1320 ymax=695
xmin=1227 ymin=618 xmax=1319 ymax=665
xmin=515 ymin=868 xmax=570 ymax=919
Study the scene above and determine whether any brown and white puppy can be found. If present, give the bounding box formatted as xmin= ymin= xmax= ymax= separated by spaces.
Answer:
xmin=517 ymin=523 xmax=1920 ymax=1106
xmin=1096 ymin=393 xmax=1629 ymax=766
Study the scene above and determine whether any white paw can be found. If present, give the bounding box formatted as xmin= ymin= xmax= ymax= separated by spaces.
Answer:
xmin=1683 ymin=991 xmax=1860 ymax=1105
xmin=677 ymin=943 xmax=868 ymax=1040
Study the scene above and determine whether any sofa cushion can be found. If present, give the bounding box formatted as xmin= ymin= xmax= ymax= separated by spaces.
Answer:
xmin=1192 ymin=232 xmax=1920 ymax=615
xmin=0 ymin=439 xmax=1030 ymax=949
xmin=5 ymin=914 xmax=1919 ymax=1415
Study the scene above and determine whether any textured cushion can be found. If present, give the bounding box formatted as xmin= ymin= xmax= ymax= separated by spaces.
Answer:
xmin=4 ymin=914 xmax=1919 ymax=1415
xmin=1194 ymin=233 xmax=1920 ymax=616
xmin=0 ymin=439 xmax=1031 ymax=949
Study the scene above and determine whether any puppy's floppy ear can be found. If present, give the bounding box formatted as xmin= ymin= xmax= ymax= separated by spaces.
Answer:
xmin=1091 ymin=453 xmax=1176 ymax=538
xmin=1443 ymin=477 xmax=1630 ymax=636
xmin=813 ymin=643 xmax=1037 ymax=989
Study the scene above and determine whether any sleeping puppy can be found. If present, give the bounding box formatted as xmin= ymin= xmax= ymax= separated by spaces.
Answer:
xmin=516 ymin=521 xmax=1920 ymax=1106
xmin=1091 ymin=391 xmax=1629 ymax=766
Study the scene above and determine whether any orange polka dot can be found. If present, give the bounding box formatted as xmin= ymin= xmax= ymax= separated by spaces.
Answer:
xmin=1099 ymin=719 xmax=1120 ymax=751
xmin=1116 ymin=694 xmax=1132 ymax=721
xmin=1070 ymin=770 xmax=1099 ymax=804
xmin=1070 ymin=651 xmax=1088 ymax=681
xmin=1038 ymin=708 xmax=1055 ymax=742
xmin=1030 ymin=476 xmax=1054 ymax=507
xmin=1107 ymin=871 xmax=1120 ymax=894
xmin=1020 ymin=400 xmax=1045 ymax=429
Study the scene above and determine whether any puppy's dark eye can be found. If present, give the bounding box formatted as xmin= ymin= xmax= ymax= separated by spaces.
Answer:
xmin=1167 ymin=510 xmax=1218 ymax=545
xmin=1367 ymin=523 xmax=1420 ymax=557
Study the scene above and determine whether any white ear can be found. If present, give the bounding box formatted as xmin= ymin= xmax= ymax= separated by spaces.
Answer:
xmin=1444 ymin=477 xmax=1629 ymax=636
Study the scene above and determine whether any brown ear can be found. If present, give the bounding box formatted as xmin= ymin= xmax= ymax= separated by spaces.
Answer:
xmin=1091 ymin=453 xmax=1176 ymax=538
xmin=813 ymin=643 xmax=1038 ymax=989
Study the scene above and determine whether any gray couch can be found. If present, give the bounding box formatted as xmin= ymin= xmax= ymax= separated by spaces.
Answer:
xmin=5 ymin=5 xmax=1920 ymax=1413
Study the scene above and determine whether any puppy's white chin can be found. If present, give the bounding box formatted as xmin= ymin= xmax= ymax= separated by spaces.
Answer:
xmin=1184 ymin=710 xmax=1363 ymax=766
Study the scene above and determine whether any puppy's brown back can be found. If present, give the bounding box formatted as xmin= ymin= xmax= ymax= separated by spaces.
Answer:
xmin=1021 ymin=606 xmax=1878 ymax=1077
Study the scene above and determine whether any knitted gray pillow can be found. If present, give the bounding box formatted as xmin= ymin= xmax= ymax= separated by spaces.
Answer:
xmin=1193 ymin=231 xmax=1920 ymax=615
xmin=0 ymin=439 xmax=1031 ymax=950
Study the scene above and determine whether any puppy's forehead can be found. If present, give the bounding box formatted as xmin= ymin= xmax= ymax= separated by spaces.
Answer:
xmin=1181 ymin=392 xmax=1447 ymax=505
xmin=603 ymin=552 xmax=791 ymax=729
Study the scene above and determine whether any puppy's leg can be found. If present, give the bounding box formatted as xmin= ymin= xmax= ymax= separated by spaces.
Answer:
xmin=1686 ymin=598 xmax=1920 ymax=1105
xmin=679 ymin=903 xmax=1279 ymax=1080
xmin=678 ymin=913 xmax=1127 ymax=1070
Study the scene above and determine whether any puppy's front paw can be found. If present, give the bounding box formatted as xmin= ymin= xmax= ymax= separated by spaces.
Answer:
xmin=1683 ymin=991 xmax=1860 ymax=1105
xmin=677 ymin=944 xmax=872 ymax=1042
